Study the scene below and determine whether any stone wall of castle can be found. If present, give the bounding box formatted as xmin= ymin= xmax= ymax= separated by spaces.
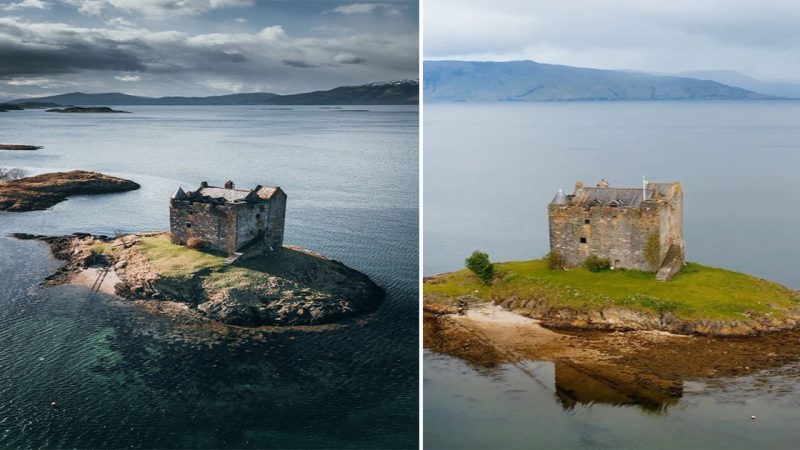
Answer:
xmin=264 ymin=190 xmax=287 ymax=251
xmin=234 ymin=203 xmax=266 ymax=250
xmin=170 ymin=199 xmax=238 ymax=254
xmin=549 ymin=204 xmax=663 ymax=271
xmin=170 ymin=194 xmax=286 ymax=255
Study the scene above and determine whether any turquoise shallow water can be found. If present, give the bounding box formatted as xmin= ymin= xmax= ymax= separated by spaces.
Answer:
xmin=423 ymin=101 xmax=800 ymax=449
xmin=0 ymin=105 xmax=418 ymax=448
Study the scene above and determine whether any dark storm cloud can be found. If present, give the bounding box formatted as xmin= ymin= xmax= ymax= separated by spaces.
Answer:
xmin=1 ymin=1 xmax=418 ymax=98
xmin=0 ymin=40 xmax=145 ymax=75
xmin=282 ymin=59 xmax=318 ymax=68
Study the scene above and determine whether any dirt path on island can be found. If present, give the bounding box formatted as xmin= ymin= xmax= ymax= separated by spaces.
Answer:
xmin=425 ymin=302 xmax=800 ymax=409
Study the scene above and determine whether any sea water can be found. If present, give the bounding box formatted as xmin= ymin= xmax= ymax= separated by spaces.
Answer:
xmin=0 ymin=105 xmax=418 ymax=448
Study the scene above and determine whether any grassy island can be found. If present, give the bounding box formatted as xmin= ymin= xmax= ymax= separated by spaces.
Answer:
xmin=37 ymin=233 xmax=384 ymax=327
xmin=425 ymin=259 xmax=800 ymax=334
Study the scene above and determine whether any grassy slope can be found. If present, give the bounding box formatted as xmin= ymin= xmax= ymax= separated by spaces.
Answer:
xmin=136 ymin=236 xmax=277 ymax=288
xmin=425 ymin=260 xmax=800 ymax=320
xmin=138 ymin=236 xmax=225 ymax=276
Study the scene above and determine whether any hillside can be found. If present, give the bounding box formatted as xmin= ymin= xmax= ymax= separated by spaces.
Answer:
xmin=9 ymin=80 xmax=418 ymax=106
xmin=424 ymin=60 xmax=771 ymax=102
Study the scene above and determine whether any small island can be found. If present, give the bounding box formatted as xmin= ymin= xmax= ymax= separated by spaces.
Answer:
xmin=426 ymin=259 xmax=800 ymax=336
xmin=0 ymin=144 xmax=42 ymax=150
xmin=13 ymin=180 xmax=384 ymax=327
xmin=21 ymin=232 xmax=383 ymax=327
xmin=426 ymin=179 xmax=800 ymax=336
xmin=0 ymin=170 xmax=140 ymax=211
xmin=46 ymin=106 xmax=130 ymax=113
xmin=425 ymin=178 xmax=800 ymax=407
xmin=0 ymin=103 xmax=23 ymax=112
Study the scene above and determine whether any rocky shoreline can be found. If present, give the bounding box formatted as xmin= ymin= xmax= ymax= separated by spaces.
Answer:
xmin=0 ymin=170 xmax=140 ymax=211
xmin=425 ymin=291 xmax=800 ymax=337
xmin=16 ymin=232 xmax=384 ymax=327
xmin=424 ymin=301 xmax=800 ymax=409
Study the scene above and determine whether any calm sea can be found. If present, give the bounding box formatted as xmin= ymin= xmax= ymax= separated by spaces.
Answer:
xmin=424 ymin=101 xmax=800 ymax=449
xmin=0 ymin=105 xmax=418 ymax=448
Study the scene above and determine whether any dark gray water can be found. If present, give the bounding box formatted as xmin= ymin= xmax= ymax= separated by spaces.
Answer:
xmin=423 ymin=101 xmax=800 ymax=449
xmin=0 ymin=105 xmax=418 ymax=448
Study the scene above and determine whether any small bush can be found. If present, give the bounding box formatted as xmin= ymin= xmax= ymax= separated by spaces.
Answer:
xmin=465 ymin=250 xmax=494 ymax=284
xmin=546 ymin=251 xmax=566 ymax=270
xmin=186 ymin=237 xmax=209 ymax=250
xmin=0 ymin=167 xmax=27 ymax=183
xmin=584 ymin=254 xmax=611 ymax=272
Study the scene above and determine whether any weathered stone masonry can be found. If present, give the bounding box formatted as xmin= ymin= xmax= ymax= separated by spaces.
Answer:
xmin=169 ymin=180 xmax=287 ymax=256
xmin=548 ymin=180 xmax=684 ymax=280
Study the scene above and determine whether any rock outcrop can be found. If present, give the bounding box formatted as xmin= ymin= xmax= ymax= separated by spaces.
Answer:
xmin=0 ymin=170 xmax=140 ymax=211
xmin=0 ymin=144 xmax=42 ymax=150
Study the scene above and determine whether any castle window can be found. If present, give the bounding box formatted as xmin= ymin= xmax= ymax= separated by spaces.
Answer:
xmin=185 ymin=223 xmax=191 ymax=228
xmin=256 ymin=213 xmax=261 ymax=219
xmin=584 ymin=219 xmax=590 ymax=224
xmin=580 ymin=237 xmax=587 ymax=244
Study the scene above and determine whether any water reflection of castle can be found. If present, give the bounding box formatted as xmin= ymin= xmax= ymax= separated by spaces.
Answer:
xmin=518 ymin=359 xmax=682 ymax=412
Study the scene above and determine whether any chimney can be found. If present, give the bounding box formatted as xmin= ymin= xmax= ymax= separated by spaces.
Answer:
xmin=596 ymin=179 xmax=609 ymax=188
xmin=575 ymin=181 xmax=584 ymax=191
xmin=200 ymin=181 xmax=208 ymax=188
xmin=224 ymin=180 xmax=234 ymax=189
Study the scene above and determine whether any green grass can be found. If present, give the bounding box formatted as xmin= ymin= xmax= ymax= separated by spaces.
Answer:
xmin=87 ymin=241 xmax=115 ymax=255
xmin=138 ymin=235 xmax=225 ymax=276
xmin=425 ymin=259 xmax=800 ymax=320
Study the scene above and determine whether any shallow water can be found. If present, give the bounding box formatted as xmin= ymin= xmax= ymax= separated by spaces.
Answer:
xmin=423 ymin=101 xmax=800 ymax=449
xmin=0 ymin=105 xmax=418 ymax=448
xmin=424 ymin=351 xmax=800 ymax=450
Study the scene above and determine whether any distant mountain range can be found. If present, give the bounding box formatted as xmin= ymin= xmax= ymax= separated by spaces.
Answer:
xmin=8 ymin=80 xmax=419 ymax=106
xmin=424 ymin=60 xmax=777 ymax=102
xmin=658 ymin=70 xmax=800 ymax=99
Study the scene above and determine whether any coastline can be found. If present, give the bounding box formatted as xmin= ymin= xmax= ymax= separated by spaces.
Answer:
xmin=424 ymin=301 xmax=800 ymax=408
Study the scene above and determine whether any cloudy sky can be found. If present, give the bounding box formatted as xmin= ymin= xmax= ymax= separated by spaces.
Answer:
xmin=425 ymin=0 xmax=800 ymax=82
xmin=0 ymin=0 xmax=418 ymax=99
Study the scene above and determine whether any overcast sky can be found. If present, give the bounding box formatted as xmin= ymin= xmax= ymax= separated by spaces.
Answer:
xmin=425 ymin=0 xmax=800 ymax=82
xmin=0 ymin=0 xmax=418 ymax=98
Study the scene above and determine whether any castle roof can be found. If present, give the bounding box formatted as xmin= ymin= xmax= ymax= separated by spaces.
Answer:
xmin=573 ymin=187 xmax=651 ymax=207
xmin=551 ymin=180 xmax=679 ymax=208
xmin=174 ymin=182 xmax=283 ymax=205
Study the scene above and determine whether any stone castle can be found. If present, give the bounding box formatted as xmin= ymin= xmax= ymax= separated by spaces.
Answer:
xmin=548 ymin=179 xmax=684 ymax=281
xmin=169 ymin=180 xmax=287 ymax=256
